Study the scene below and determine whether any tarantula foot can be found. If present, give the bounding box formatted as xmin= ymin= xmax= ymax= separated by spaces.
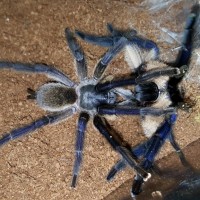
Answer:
xmin=131 ymin=176 xmax=144 ymax=196
xmin=177 ymin=65 xmax=189 ymax=78
xmin=106 ymin=168 xmax=118 ymax=181
xmin=143 ymin=172 xmax=151 ymax=182
xmin=71 ymin=174 xmax=78 ymax=188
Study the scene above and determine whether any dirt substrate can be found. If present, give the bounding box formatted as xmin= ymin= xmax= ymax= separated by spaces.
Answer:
xmin=0 ymin=1 xmax=200 ymax=200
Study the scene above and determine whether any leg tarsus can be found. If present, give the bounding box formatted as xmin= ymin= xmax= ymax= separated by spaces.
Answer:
xmin=131 ymin=175 xmax=144 ymax=197
xmin=107 ymin=159 xmax=126 ymax=181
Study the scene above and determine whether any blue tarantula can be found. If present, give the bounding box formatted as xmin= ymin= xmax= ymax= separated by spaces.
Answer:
xmin=75 ymin=4 xmax=199 ymax=198
xmin=0 ymin=26 xmax=164 ymax=188
xmin=0 ymin=4 xmax=199 ymax=200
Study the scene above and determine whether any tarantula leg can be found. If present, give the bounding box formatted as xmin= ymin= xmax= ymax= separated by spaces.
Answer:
xmin=75 ymin=30 xmax=115 ymax=47
xmin=107 ymin=159 xmax=127 ymax=181
xmin=134 ymin=144 xmax=164 ymax=177
xmin=135 ymin=67 xmax=183 ymax=83
xmin=106 ymin=24 xmax=159 ymax=56
xmin=71 ymin=112 xmax=90 ymax=188
xmin=93 ymin=116 xmax=126 ymax=150
xmin=98 ymin=105 xmax=175 ymax=116
xmin=0 ymin=107 xmax=76 ymax=147
xmin=132 ymin=141 xmax=151 ymax=158
xmin=76 ymin=24 xmax=159 ymax=57
xmin=76 ymin=23 xmax=135 ymax=47
xmin=168 ymin=130 xmax=189 ymax=167
xmin=142 ymin=114 xmax=177 ymax=167
xmin=167 ymin=5 xmax=199 ymax=106
xmin=93 ymin=115 xmax=149 ymax=179
xmin=65 ymin=28 xmax=87 ymax=81
xmin=175 ymin=6 xmax=198 ymax=67
xmin=93 ymin=37 xmax=128 ymax=80
xmin=0 ymin=62 xmax=76 ymax=87
xmin=96 ymin=77 xmax=136 ymax=92
xmin=106 ymin=114 xmax=177 ymax=196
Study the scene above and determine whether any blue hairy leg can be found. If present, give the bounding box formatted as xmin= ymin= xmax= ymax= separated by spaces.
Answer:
xmin=0 ymin=62 xmax=75 ymax=87
xmin=76 ymin=24 xmax=159 ymax=57
xmin=0 ymin=108 xmax=75 ymax=147
xmin=71 ymin=112 xmax=90 ymax=188
xmin=65 ymin=28 xmax=87 ymax=81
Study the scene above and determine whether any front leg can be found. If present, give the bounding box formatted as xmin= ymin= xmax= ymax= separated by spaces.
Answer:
xmin=135 ymin=65 xmax=188 ymax=83
xmin=0 ymin=62 xmax=76 ymax=87
xmin=175 ymin=7 xmax=198 ymax=68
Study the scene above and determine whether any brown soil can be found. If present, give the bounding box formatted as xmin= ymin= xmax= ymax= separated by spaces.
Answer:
xmin=0 ymin=1 xmax=200 ymax=200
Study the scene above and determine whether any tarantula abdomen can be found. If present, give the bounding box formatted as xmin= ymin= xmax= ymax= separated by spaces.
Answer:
xmin=36 ymin=83 xmax=77 ymax=112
